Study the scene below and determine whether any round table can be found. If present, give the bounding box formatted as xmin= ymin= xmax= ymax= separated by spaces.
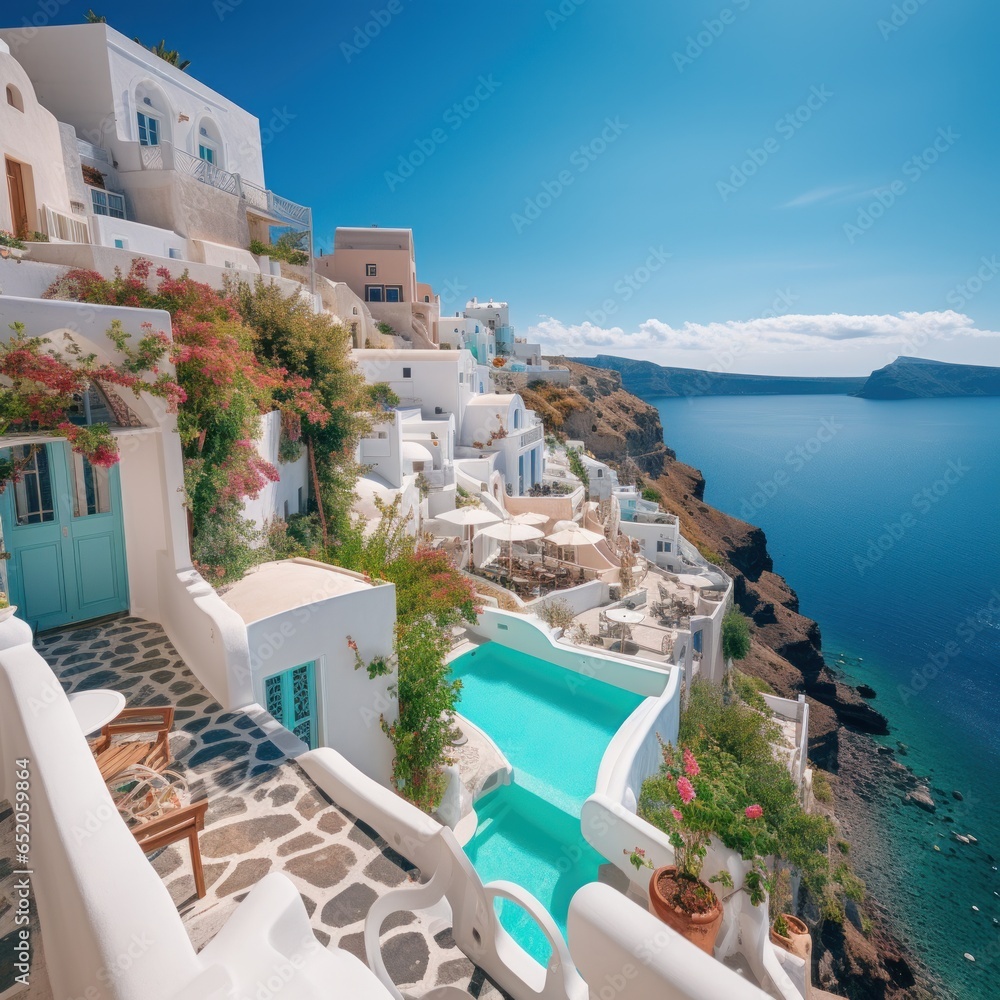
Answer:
xmin=68 ymin=689 xmax=126 ymax=736
xmin=605 ymin=607 xmax=645 ymax=652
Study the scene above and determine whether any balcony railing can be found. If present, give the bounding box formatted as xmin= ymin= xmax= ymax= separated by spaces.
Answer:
xmin=39 ymin=205 xmax=91 ymax=243
xmin=133 ymin=142 xmax=311 ymax=229
xmin=76 ymin=137 xmax=111 ymax=165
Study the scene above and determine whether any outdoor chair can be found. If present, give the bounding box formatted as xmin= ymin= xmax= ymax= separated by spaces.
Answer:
xmin=91 ymin=705 xmax=174 ymax=782
xmin=132 ymin=800 xmax=209 ymax=899
xmin=107 ymin=763 xmax=209 ymax=900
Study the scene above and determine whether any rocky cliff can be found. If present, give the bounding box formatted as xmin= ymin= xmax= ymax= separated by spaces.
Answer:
xmin=855 ymin=355 xmax=1000 ymax=398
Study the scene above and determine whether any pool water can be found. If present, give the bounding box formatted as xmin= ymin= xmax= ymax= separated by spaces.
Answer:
xmin=450 ymin=643 xmax=644 ymax=963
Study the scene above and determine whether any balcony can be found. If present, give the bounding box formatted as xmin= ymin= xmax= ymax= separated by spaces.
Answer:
xmin=38 ymin=204 xmax=91 ymax=243
xmin=129 ymin=141 xmax=311 ymax=230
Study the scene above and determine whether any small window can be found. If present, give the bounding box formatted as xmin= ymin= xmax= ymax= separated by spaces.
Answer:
xmin=12 ymin=446 xmax=55 ymax=524
xmin=168 ymin=247 xmax=183 ymax=259
xmin=113 ymin=237 xmax=127 ymax=249
xmin=424 ymin=295 xmax=430 ymax=302
xmin=385 ymin=285 xmax=402 ymax=303
xmin=198 ymin=144 xmax=216 ymax=165
xmin=365 ymin=284 xmax=384 ymax=303
xmin=137 ymin=110 xmax=160 ymax=146
xmin=402 ymin=367 xmax=412 ymax=379
xmin=365 ymin=263 xmax=377 ymax=277
xmin=6 ymin=85 xmax=23 ymax=112
xmin=90 ymin=188 xmax=126 ymax=219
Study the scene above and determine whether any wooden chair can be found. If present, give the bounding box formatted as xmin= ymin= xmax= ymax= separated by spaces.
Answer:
xmin=132 ymin=800 xmax=209 ymax=899
xmin=92 ymin=706 xmax=174 ymax=782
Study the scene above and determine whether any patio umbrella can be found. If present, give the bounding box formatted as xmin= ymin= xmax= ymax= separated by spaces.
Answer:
xmin=677 ymin=572 xmax=715 ymax=589
xmin=478 ymin=520 xmax=546 ymax=579
xmin=512 ymin=511 xmax=549 ymax=525
xmin=436 ymin=507 xmax=500 ymax=568
xmin=544 ymin=524 xmax=605 ymax=547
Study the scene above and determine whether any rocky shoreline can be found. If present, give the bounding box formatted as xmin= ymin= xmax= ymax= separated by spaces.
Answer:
xmin=548 ymin=360 xmax=942 ymax=999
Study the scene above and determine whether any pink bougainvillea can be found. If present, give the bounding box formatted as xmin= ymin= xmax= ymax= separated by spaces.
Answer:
xmin=745 ymin=804 xmax=764 ymax=820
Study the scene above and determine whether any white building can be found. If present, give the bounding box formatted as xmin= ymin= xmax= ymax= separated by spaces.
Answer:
xmin=1 ymin=22 xmax=310 ymax=266
xmin=465 ymin=296 xmax=514 ymax=353
xmin=0 ymin=36 xmax=89 ymax=241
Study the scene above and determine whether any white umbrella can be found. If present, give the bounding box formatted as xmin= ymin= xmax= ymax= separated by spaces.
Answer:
xmin=436 ymin=507 xmax=499 ymax=528
xmin=545 ymin=524 xmax=605 ymax=547
xmin=478 ymin=521 xmax=546 ymax=579
xmin=605 ymin=607 xmax=645 ymax=651
xmin=512 ymin=511 xmax=549 ymax=526
xmin=677 ymin=573 xmax=715 ymax=589
xmin=436 ymin=507 xmax=499 ymax=569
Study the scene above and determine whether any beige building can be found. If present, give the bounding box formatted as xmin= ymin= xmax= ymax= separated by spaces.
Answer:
xmin=316 ymin=227 xmax=440 ymax=347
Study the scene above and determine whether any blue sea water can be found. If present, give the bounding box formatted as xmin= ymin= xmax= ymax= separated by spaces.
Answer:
xmin=651 ymin=394 xmax=1000 ymax=999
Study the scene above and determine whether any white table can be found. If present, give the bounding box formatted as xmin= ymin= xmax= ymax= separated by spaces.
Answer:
xmin=605 ymin=607 xmax=645 ymax=652
xmin=68 ymin=689 xmax=126 ymax=736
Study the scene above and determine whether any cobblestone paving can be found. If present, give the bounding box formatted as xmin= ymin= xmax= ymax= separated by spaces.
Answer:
xmin=14 ymin=616 xmax=512 ymax=999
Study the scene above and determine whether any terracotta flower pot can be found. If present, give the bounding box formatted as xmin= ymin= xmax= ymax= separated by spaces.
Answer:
xmin=648 ymin=865 xmax=724 ymax=955
xmin=771 ymin=913 xmax=812 ymax=963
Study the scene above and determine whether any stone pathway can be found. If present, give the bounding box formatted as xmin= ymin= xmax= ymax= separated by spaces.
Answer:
xmin=0 ymin=616 xmax=512 ymax=999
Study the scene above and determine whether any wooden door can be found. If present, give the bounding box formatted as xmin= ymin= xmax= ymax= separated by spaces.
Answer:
xmin=5 ymin=158 xmax=28 ymax=237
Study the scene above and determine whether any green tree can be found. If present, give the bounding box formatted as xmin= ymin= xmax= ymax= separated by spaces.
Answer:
xmin=721 ymin=608 xmax=752 ymax=663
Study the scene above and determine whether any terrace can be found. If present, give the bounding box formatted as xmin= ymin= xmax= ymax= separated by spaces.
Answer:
xmin=0 ymin=617 xmax=510 ymax=999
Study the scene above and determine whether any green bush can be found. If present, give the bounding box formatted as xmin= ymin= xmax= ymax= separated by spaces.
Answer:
xmin=641 ymin=486 xmax=661 ymax=504
xmin=721 ymin=608 xmax=752 ymax=662
xmin=567 ymin=448 xmax=589 ymax=488
xmin=248 ymin=231 xmax=309 ymax=265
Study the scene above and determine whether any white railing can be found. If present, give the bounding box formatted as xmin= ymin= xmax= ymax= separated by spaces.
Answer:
xmin=76 ymin=137 xmax=111 ymax=165
xmin=39 ymin=205 xmax=91 ymax=243
xmin=242 ymin=180 xmax=312 ymax=227
xmin=132 ymin=142 xmax=311 ymax=226
xmin=172 ymin=146 xmax=241 ymax=195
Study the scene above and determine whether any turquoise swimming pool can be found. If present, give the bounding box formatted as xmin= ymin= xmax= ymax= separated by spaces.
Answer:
xmin=450 ymin=642 xmax=644 ymax=964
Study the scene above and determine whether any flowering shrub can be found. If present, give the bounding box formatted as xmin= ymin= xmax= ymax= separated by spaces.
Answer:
xmin=0 ymin=319 xmax=181 ymax=486
xmin=639 ymin=741 xmax=775 ymax=906
xmin=43 ymin=261 xmax=364 ymax=583
xmin=0 ymin=231 xmax=25 ymax=251
xmin=625 ymin=846 xmax=654 ymax=871
xmin=334 ymin=496 xmax=481 ymax=811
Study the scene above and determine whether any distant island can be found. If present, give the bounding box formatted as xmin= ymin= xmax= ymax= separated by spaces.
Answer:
xmin=564 ymin=355 xmax=867 ymax=396
xmin=855 ymin=356 xmax=1000 ymax=399
xmin=565 ymin=354 xmax=1000 ymax=400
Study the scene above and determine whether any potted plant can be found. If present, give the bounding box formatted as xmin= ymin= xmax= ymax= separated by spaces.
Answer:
xmin=771 ymin=911 xmax=812 ymax=961
xmin=0 ymin=591 xmax=17 ymax=622
xmin=0 ymin=231 xmax=27 ymax=260
xmin=639 ymin=743 xmax=773 ymax=955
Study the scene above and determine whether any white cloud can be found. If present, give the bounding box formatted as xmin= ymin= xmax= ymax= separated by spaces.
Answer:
xmin=530 ymin=310 xmax=1000 ymax=362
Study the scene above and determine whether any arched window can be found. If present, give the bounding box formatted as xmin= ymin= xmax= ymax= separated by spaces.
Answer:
xmin=134 ymin=81 xmax=171 ymax=147
xmin=513 ymin=409 xmax=521 ymax=430
xmin=6 ymin=85 xmax=23 ymax=112
xmin=196 ymin=117 xmax=223 ymax=168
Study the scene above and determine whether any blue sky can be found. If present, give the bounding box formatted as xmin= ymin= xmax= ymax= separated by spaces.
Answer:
xmin=10 ymin=0 xmax=1000 ymax=374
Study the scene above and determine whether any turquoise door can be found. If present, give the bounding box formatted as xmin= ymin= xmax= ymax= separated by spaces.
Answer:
xmin=264 ymin=662 xmax=319 ymax=749
xmin=0 ymin=443 xmax=129 ymax=632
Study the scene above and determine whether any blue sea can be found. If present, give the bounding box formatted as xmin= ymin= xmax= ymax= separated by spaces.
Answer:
xmin=651 ymin=394 xmax=1000 ymax=1000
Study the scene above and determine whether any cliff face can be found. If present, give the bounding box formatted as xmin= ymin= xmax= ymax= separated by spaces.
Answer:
xmin=855 ymin=355 xmax=1000 ymax=399
xmin=516 ymin=362 xmax=672 ymax=478
xmin=542 ymin=362 xmax=886 ymax=765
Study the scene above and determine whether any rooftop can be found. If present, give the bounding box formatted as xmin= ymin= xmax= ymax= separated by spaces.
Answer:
xmin=220 ymin=559 xmax=374 ymax=625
